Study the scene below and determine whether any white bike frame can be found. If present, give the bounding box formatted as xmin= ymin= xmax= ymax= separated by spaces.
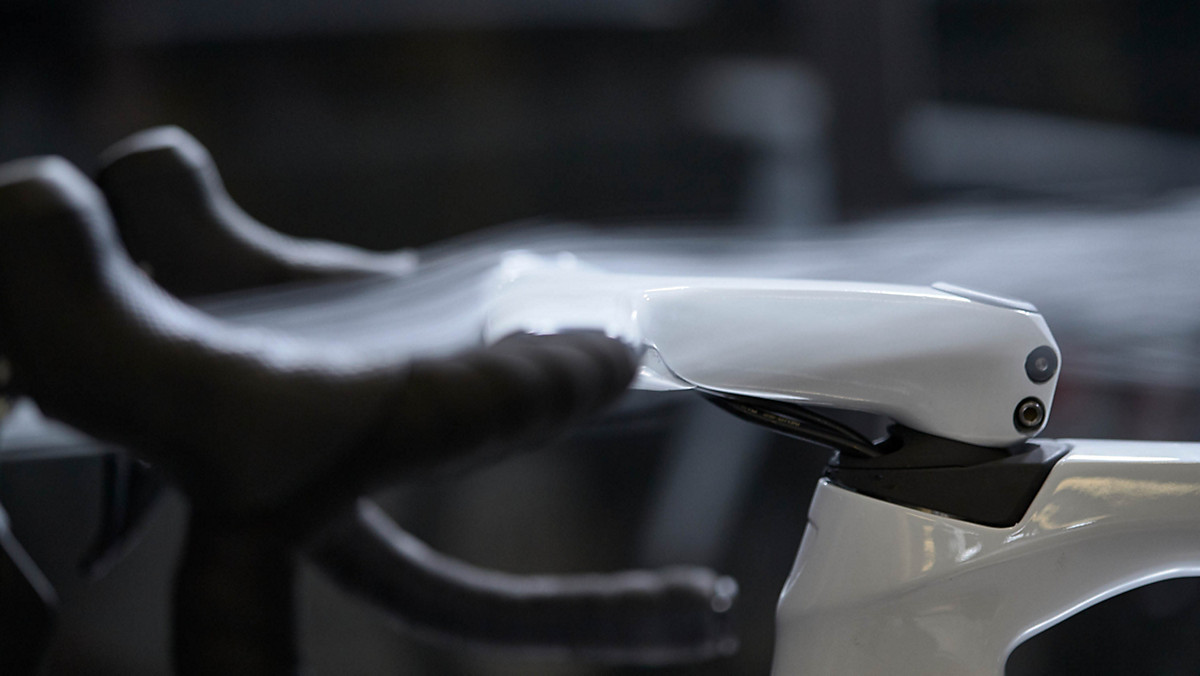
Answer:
xmin=774 ymin=439 xmax=1200 ymax=675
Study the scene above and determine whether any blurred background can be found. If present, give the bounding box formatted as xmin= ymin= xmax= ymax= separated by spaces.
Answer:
xmin=4 ymin=0 xmax=1200 ymax=674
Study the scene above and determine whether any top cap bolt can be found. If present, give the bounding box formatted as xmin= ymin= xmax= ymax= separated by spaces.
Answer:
xmin=1025 ymin=346 xmax=1058 ymax=383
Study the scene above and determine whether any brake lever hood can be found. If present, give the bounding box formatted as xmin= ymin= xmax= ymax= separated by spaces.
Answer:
xmin=484 ymin=253 xmax=1060 ymax=448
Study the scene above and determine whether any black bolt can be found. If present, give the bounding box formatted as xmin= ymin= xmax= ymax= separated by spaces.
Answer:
xmin=1025 ymin=346 xmax=1058 ymax=383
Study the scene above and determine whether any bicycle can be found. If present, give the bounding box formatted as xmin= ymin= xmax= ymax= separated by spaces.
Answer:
xmin=2 ymin=127 xmax=1198 ymax=675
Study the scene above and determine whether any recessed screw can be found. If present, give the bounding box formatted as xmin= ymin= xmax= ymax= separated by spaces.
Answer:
xmin=1014 ymin=397 xmax=1046 ymax=433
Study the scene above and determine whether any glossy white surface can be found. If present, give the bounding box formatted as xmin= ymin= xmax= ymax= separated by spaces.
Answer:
xmin=485 ymin=253 xmax=1059 ymax=447
xmin=772 ymin=439 xmax=1200 ymax=676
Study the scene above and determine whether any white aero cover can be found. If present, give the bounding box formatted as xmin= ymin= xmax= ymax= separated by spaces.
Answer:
xmin=484 ymin=253 xmax=1059 ymax=447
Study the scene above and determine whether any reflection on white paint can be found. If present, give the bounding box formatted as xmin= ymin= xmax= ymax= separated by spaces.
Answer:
xmin=955 ymin=541 xmax=983 ymax=563
xmin=1053 ymin=476 xmax=1200 ymax=502
xmin=921 ymin=524 xmax=937 ymax=573
xmin=1068 ymin=454 xmax=1188 ymax=463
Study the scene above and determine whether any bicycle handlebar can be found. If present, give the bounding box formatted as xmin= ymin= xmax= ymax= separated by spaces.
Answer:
xmin=0 ymin=134 xmax=738 ymax=673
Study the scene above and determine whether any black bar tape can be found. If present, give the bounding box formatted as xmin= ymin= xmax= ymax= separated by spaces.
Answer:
xmin=311 ymin=499 xmax=737 ymax=664
xmin=98 ymin=126 xmax=415 ymax=297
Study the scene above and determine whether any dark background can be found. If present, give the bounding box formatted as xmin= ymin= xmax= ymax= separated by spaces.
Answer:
xmin=4 ymin=1 xmax=1200 ymax=674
